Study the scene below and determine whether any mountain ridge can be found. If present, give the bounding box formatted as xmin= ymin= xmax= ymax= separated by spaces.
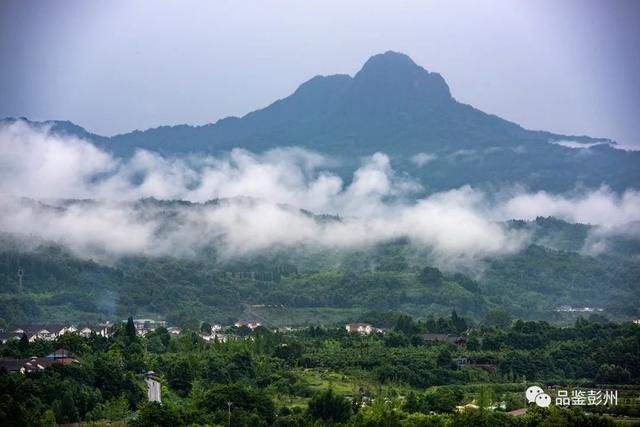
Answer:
xmin=2 ymin=51 xmax=637 ymax=193
xmin=2 ymin=51 xmax=611 ymax=146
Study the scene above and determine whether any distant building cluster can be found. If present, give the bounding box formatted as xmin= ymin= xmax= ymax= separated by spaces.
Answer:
xmin=199 ymin=333 xmax=236 ymax=343
xmin=234 ymin=320 xmax=262 ymax=330
xmin=0 ymin=317 xmax=475 ymax=355
xmin=130 ymin=318 xmax=169 ymax=336
xmin=0 ymin=317 xmax=291 ymax=349
xmin=200 ymin=320 xmax=261 ymax=342
xmin=0 ymin=318 xmax=184 ymax=345
xmin=0 ymin=348 xmax=79 ymax=374
xmin=344 ymin=323 xmax=384 ymax=335
xmin=554 ymin=305 xmax=604 ymax=313
xmin=0 ymin=323 xmax=114 ymax=344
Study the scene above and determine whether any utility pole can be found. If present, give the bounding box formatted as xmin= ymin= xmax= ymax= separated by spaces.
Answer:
xmin=226 ymin=401 xmax=233 ymax=427
xmin=17 ymin=267 xmax=24 ymax=293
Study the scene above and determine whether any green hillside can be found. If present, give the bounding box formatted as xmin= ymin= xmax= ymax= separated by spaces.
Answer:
xmin=1 ymin=213 xmax=637 ymax=328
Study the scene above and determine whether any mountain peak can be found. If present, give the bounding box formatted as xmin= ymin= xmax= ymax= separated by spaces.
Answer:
xmin=351 ymin=51 xmax=452 ymax=110
xmin=360 ymin=51 xmax=418 ymax=70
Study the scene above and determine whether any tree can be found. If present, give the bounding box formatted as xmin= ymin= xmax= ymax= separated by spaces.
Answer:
xmin=420 ymin=267 xmax=444 ymax=285
xmin=87 ymin=395 xmax=129 ymax=422
xmin=384 ymin=331 xmax=410 ymax=347
xmin=18 ymin=333 xmax=29 ymax=356
xmin=274 ymin=342 xmax=303 ymax=365
xmin=123 ymin=340 xmax=146 ymax=372
xmin=54 ymin=390 xmax=80 ymax=424
xmin=477 ymin=386 xmax=495 ymax=410
xmin=437 ymin=349 xmax=453 ymax=368
xmin=356 ymin=396 xmax=403 ymax=426
xmin=0 ymin=394 xmax=27 ymax=427
xmin=200 ymin=322 xmax=212 ymax=334
xmin=451 ymin=310 xmax=467 ymax=334
xmin=595 ymin=364 xmax=631 ymax=384
xmin=236 ymin=325 xmax=252 ymax=337
xmin=451 ymin=409 xmax=514 ymax=427
xmin=424 ymin=387 xmax=463 ymax=413
xmin=56 ymin=332 xmax=89 ymax=355
xmin=483 ymin=310 xmax=512 ymax=330
xmin=401 ymin=412 xmax=447 ymax=426
xmin=131 ymin=402 xmax=179 ymax=427
xmin=196 ymin=384 xmax=275 ymax=425
xmin=125 ymin=316 xmax=137 ymax=341
xmin=147 ymin=327 xmax=170 ymax=352
xmin=307 ymin=388 xmax=351 ymax=423
xmin=40 ymin=409 xmax=56 ymax=427
xmin=166 ymin=357 xmax=194 ymax=396
xmin=403 ymin=391 xmax=421 ymax=413
xmin=395 ymin=314 xmax=419 ymax=335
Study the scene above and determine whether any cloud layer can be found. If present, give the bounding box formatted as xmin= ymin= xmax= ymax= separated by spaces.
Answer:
xmin=1 ymin=120 xmax=639 ymax=266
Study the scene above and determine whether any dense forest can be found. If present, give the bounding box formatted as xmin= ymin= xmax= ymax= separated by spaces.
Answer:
xmin=1 ymin=313 xmax=639 ymax=426
xmin=0 ymin=214 xmax=638 ymax=328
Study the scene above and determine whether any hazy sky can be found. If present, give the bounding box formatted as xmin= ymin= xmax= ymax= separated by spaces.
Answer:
xmin=1 ymin=0 xmax=639 ymax=147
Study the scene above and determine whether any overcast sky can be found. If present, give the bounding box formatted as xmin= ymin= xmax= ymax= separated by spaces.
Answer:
xmin=1 ymin=0 xmax=639 ymax=147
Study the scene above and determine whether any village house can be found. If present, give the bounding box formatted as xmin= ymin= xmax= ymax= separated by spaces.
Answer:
xmin=554 ymin=305 xmax=604 ymax=313
xmin=345 ymin=323 xmax=384 ymax=335
xmin=275 ymin=326 xmax=300 ymax=333
xmin=65 ymin=325 xmax=99 ymax=338
xmin=1 ymin=322 xmax=115 ymax=343
xmin=11 ymin=325 xmax=69 ymax=342
xmin=234 ymin=320 xmax=261 ymax=330
xmin=0 ymin=348 xmax=79 ymax=374
xmin=130 ymin=319 xmax=167 ymax=335
xmin=60 ymin=322 xmax=114 ymax=338
xmin=166 ymin=326 xmax=182 ymax=336
xmin=90 ymin=322 xmax=114 ymax=337
xmin=0 ymin=331 xmax=22 ymax=344
xmin=345 ymin=323 xmax=372 ymax=334
xmin=200 ymin=333 xmax=237 ymax=343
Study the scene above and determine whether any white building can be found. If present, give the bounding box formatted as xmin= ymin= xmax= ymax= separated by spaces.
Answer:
xmin=234 ymin=320 xmax=261 ymax=330
xmin=345 ymin=323 xmax=373 ymax=334
xmin=145 ymin=372 xmax=162 ymax=403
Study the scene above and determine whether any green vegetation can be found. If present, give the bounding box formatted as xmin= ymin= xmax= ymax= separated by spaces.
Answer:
xmin=1 ymin=314 xmax=639 ymax=426
xmin=0 ymin=216 xmax=638 ymax=327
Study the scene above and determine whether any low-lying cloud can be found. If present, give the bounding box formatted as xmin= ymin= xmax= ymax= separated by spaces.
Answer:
xmin=1 ymin=120 xmax=639 ymax=267
xmin=411 ymin=152 xmax=437 ymax=167
xmin=496 ymin=188 xmax=640 ymax=227
xmin=550 ymin=139 xmax=611 ymax=150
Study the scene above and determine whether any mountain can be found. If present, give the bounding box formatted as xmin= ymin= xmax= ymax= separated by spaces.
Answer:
xmin=3 ymin=51 xmax=639 ymax=192
xmin=0 ymin=207 xmax=638 ymax=325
